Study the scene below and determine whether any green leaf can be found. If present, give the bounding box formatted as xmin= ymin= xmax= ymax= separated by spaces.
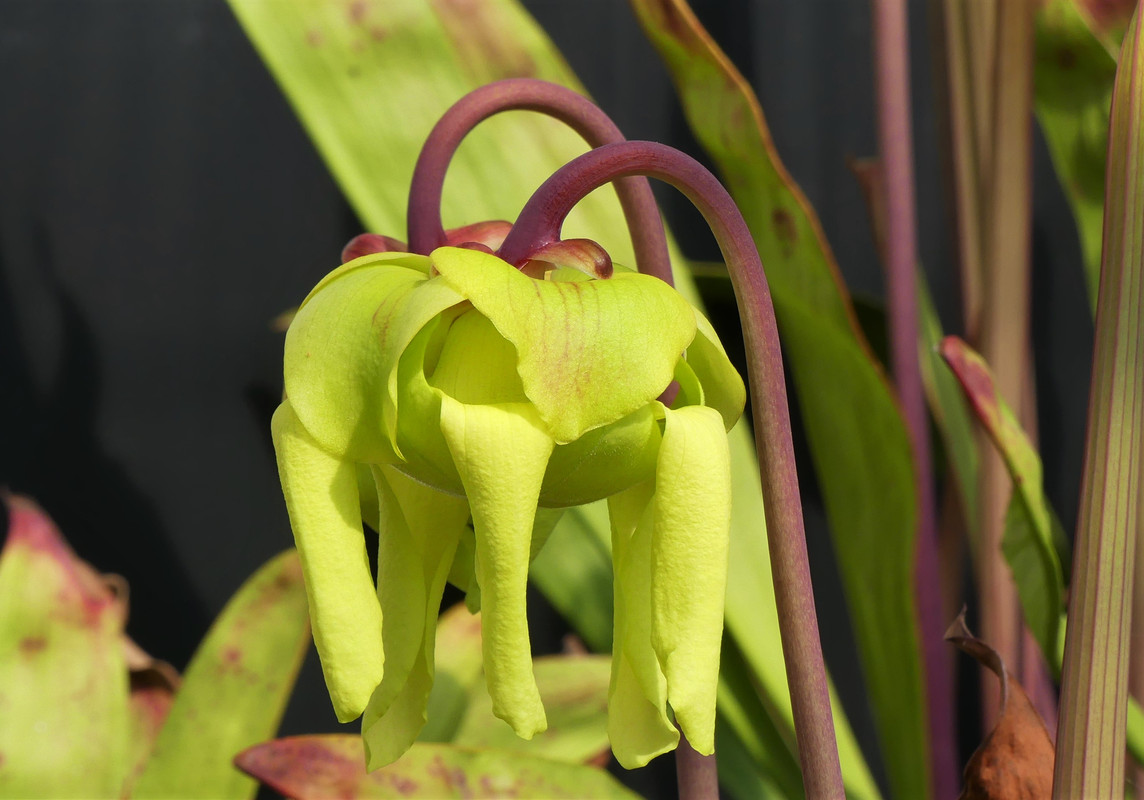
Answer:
xmin=235 ymin=737 xmax=642 ymax=799
xmin=938 ymin=336 xmax=1068 ymax=668
xmin=1035 ymin=0 xmax=1119 ymax=313
xmin=0 ymin=495 xmax=130 ymax=799
xmin=130 ymin=550 xmax=310 ymax=799
xmin=1054 ymin=8 xmax=1144 ymax=794
xmin=939 ymin=336 xmax=1144 ymax=767
xmin=630 ymin=2 xmax=920 ymax=796
xmin=453 ymin=654 xmax=613 ymax=765
xmin=917 ymin=284 xmax=979 ymax=531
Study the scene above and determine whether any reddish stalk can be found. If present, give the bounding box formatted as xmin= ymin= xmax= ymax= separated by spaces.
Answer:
xmin=405 ymin=78 xmax=670 ymax=281
xmin=501 ymin=140 xmax=844 ymax=799
xmin=871 ymin=1 xmax=956 ymax=797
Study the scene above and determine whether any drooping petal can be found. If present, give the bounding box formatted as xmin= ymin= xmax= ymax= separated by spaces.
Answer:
xmin=431 ymin=246 xmax=696 ymax=444
xmin=438 ymin=396 xmax=554 ymax=738
xmin=650 ymin=404 xmax=732 ymax=754
xmin=270 ymin=401 xmax=382 ymax=722
xmin=362 ymin=465 xmax=469 ymax=770
xmin=607 ymin=481 xmax=679 ymax=769
xmin=686 ymin=310 xmax=746 ymax=431
xmin=447 ymin=526 xmax=481 ymax=613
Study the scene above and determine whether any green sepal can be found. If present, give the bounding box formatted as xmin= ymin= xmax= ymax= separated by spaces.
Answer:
xmin=687 ymin=310 xmax=746 ymax=431
xmin=270 ymin=401 xmax=383 ymax=722
xmin=431 ymin=246 xmax=696 ymax=444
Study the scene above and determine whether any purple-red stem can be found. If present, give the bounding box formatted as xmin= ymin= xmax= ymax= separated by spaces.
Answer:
xmin=676 ymin=730 xmax=719 ymax=800
xmin=405 ymin=78 xmax=671 ymax=281
xmin=501 ymin=140 xmax=844 ymax=799
xmin=871 ymin=2 xmax=957 ymax=798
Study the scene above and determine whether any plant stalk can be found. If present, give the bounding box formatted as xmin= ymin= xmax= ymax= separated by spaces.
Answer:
xmin=676 ymin=731 xmax=719 ymax=800
xmin=871 ymin=1 xmax=956 ymax=796
xmin=501 ymin=140 xmax=844 ymax=799
xmin=1053 ymin=8 xmax=1144 ymax=796
xmin=405 ymin=78 xmax=670 ymax=280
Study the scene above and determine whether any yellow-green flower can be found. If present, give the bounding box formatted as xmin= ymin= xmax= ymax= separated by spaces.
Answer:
xmin=272 ymin=243 xmax=744 ymax=770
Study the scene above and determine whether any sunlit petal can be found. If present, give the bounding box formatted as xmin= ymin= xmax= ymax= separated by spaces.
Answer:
xmin=362 ymin=466 xmax=469 ymax=769
xmin=439 ymin=396 xmax=554 ymax=738
xmin=431 ymin=246 xmax=695 ymax=443
xmin=270 ymin=401 xmax=383 ymax=722
xmin=651 ymin=404 xmax=732 ymax=754
xmin=607 ymin=481 xmax=679 ymax=768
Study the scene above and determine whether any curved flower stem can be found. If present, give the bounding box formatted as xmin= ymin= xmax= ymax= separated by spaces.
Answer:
xmin=406 ymin=78 xmax=671 ymax=281
xmin=675 ymin=730 xmax=718 ymax=800
xmin=501 ymin=141 xmax=844 ymax=799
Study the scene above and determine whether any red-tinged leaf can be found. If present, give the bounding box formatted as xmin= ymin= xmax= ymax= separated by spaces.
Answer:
xmin=128 ymin=550 xmax=310 ymax=800
xmin=945 ymin=614 xmax=1054 ymax=800
xmin=939 ymin=336 xmax=1068 ymax=670
xmin=0 ymin=493 xmax=131 ymax=797
xmin=235 ymin=737 xmax=641 ymax=799
xmin=121 ymin=635 xmax=181 ymax=789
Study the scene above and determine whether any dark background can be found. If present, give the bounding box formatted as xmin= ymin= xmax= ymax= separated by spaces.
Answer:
xmin=0 ymin=1 xmax=1094 ymax=796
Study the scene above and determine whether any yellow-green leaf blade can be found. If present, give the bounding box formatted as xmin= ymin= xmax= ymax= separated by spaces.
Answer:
xmin=0 ymin=496 xmax=130 ymax=799
xmin=131 ymin=550 xmax=310 ymax=799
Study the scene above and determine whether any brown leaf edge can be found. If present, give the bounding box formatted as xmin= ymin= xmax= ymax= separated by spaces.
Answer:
xmin=946 ymin=611 xmax=1055 ymax=799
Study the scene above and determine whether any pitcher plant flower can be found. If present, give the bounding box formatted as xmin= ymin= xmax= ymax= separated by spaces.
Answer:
xmin=272 ymin=79 xmax=841 ymax=795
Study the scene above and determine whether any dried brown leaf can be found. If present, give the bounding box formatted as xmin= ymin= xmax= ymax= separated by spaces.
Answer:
xmin=946 ymin=612 xmax=1054 ymax=799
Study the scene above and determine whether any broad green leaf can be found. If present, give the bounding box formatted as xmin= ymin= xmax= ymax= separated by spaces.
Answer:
xmin=130 ymin=550 xmax=310 ymax=799
xmin=1035 ymin=0 xmax=1119 ymax=313
xmin=0 ymin=495 xmax=130 ymax=798
xmin=453 ymin=654 xmax=612 ymax=764
xmin=630 ymin=0 xmax=920 ymax=796
xmin=235 ymin=737 xmax=641 ymax=799
xmin=227 ymin=0 xmax=877 ymax=796
xmin=939 ymin=337 xmax=1068 ymax=668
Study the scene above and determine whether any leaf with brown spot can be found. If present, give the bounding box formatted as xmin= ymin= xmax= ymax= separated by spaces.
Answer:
xmin=946 ymin=613 xmax=1054 ymax=799
xmin=128 ymin=550 xmax=310 ymax=799
xmin=121 ymin=634 xmax=181 ymax=789
xmin=0 ymin=493 xmax=131 ymax=797
xmin=235 ymin=737 xmax=641 ymax=799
